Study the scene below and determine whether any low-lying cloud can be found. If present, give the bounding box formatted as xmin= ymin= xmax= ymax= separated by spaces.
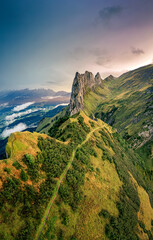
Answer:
xmin=52 ymin=103 xmax=69 ymax=110
xmin=1 ymin=123 xmax=27 ymax=138
xmin=0 ymin=103 xmax=8 ymax=107
xmin=41 ymin=96 xmax=62 ymax=100
xmin=13 ymin=102 xmax=35 ymax=112
xmin=5 ymin=108 xmax=45 ymax=125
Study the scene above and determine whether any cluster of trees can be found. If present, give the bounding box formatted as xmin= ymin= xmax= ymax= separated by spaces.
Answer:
xmin=48 ymin=115 xmax=70 ymax=138
xmin=0 ymin=175 xmax=44 ymax=239
xmin=3 ymin=167 xmax=11 ymax=174
xmin=59 ymin=138 xmax=98 ymax=213
xmin=12 ymin=161 xmax=21 ymax=170
xmin=78 ymin=116 xmax=90 ymax=133
xmin=59 ymin=160 xmax=85 ymax=211
xmin=37 ymin=137 xmax=72 ymax=178
xmin=48 ymin=115 xmax=91 ymax=148
xmin=23 ymin=154 xmax=39 ymax=181
xmin=57 ymin=122 xmax=87 ymax=148
xmin=104 ymin=190 xmax=140 ymax=240
xmin=76 ymin=143 xmax=97 ymax=166
xmin=89 ymin=120 xmax=95 ymax=128
xmin=20 ymin=169 xmax=28 ymax=182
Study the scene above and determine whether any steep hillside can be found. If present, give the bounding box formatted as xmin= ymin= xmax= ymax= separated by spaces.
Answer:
xmin=66 ymin=65 xmax=152 ymax=170
xmin=38 ymin=65 xmax=153 ymax=170
xmin=0 ymin=112 xmax=153 ymax=239
xmin=92 ymin=65 xmax=153 ymax=170
xmin=36 ymin=107 xmax=68 ymax=134
xmin=94 ymin=64 xmax=153 ymax=145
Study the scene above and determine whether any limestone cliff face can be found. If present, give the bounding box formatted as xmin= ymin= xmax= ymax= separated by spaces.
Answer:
xmin=69 ymin=71 xmax=102 ymax=116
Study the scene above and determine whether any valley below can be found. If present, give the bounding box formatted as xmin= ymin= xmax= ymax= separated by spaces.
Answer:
xmin=0 ymin=89 xmax=70 ymax=159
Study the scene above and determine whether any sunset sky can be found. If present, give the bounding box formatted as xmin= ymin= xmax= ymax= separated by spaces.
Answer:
xmin=1 ymin=0 xmax=153 ymax=91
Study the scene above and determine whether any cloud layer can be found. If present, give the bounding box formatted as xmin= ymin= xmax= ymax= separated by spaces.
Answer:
xmin=41 ymin=96 xmax=62 ymax=100
xmin=13 ymin=102 xmax=35 ymax=112
xmin=0 ymin=103 xmax=8 ymax=107
xmin=1 ymin=123 xmax=27 ymax=138
xmin=5 ymin=108 xmax=45 ymax=125
xmin=52 ymin=103 xmax=69 ymax=110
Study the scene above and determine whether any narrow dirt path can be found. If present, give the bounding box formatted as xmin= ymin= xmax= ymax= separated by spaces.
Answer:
xmin=35 ymin=127 xmax=101 ymax=240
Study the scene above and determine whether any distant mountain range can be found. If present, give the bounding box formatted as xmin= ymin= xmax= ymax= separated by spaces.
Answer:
xmin=0 ymin=88 xmax=70 ymax=105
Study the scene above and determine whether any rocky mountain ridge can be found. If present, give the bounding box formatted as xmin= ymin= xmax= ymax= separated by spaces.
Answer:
xmin=69 ymin=71 xmax=102 ymax=115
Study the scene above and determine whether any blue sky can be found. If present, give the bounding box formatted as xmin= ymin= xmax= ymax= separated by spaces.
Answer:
xmin=0 ymin=0 xmax=153 ymax=91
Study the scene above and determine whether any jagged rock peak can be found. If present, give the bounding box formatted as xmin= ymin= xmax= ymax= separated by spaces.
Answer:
xmin=69 ymin=71 xmax=102 ymax=116
xmin=104 ymin=75 xmax=115 ymax=81
xmin=95 ymin=72 xmax=103 ymax=85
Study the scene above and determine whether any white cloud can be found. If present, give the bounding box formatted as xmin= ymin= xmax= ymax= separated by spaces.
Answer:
xmin=0 ymin=103 xmax=8 ymax=107
xmin=13 ymin=102 xmax=35 ymax=112
xmin=1 ymin=123 xmax=27 ymax=138
xmin=52 ymin=103 xmax=69 ymax=109
xmin=41 ymin=95 xmax=62 ymax=100
xmin=5 ymin=108 xmax=46 ymax=125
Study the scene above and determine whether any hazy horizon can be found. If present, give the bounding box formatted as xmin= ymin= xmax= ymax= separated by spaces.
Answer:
xmin=1 ymin=63 xmax=153 ymax=93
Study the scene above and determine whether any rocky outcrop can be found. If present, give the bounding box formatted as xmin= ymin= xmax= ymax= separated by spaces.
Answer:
xmin=95 ymin=72 xmax=102 ymax=85
xmin=69 ymin=71 xmax=102 ymax=116
xmin=104 ymin=75 xmax=115 ymax=81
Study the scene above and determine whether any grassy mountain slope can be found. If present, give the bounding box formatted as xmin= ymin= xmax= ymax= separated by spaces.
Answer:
xmin=83 ymin=64 xmax=153 ymax=170
xmin=0 ymin=111 xmax=153 ymax=239
xmin=36 ymin=107 xmax=68 ymax=134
